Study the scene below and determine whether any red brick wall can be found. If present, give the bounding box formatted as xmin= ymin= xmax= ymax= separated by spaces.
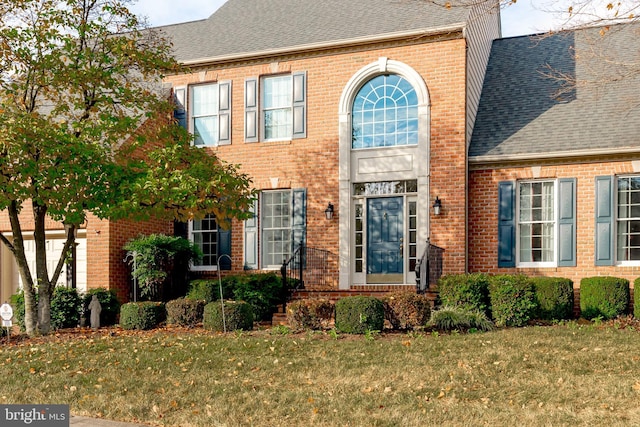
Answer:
xmin=164 ymin=36 xmax=469 ymax=283
xmin=469 ymin=159 xmax=640 ymax=287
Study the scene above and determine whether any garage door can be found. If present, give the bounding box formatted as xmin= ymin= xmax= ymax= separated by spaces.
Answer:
xmin=14 ymin=236 xmax=87 ymax=293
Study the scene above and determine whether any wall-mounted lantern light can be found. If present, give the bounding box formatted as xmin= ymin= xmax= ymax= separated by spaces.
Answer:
xmin=324 ymin=203 xmax=334 ymax=220
xmin=433 ymin=196 xmax=442 ymax=215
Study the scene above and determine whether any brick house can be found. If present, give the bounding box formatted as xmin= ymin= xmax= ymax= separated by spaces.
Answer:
xmin=2 ymin=0 xmax=637 ymax=306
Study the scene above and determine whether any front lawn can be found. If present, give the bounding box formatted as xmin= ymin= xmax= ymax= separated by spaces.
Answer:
xmin=1 ymin=322 xmax=640 ymax=426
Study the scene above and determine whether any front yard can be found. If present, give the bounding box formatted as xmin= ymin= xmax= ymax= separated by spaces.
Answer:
xmin=1 ymin=322 xmax=640 ymax=426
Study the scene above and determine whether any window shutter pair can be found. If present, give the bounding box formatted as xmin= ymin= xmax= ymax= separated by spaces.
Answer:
xmin=243 ymin=189 xmax=307 ymax=269
xmin=244 ymin=72 xmax=307 ymax=142
xmin=497 ymin=179 xmax=576 ymax=267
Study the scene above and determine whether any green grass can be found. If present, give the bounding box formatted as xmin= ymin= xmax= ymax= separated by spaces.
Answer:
xmin=2 ymin=323 xmax=640 ymax=426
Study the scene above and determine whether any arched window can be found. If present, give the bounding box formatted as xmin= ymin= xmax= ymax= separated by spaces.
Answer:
xmin=352 ymin=74 xmax=419 ymax=149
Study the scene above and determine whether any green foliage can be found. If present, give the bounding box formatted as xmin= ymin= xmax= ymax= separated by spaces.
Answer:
xmin=580 ymin=277 xmax=629 ymax=320
xmin=428 ymin=306 xmax=494 ymax=332
xmin=187 ymin=273 xmax=284 ymax=321
xmin=488 ymin=275 xmax=537 ymax=327
xmin=50 ymin=287 xmax=82 ymax=330
xmin=635 ymin=278 xmax=640 ymax=319
xmin=531 ymin=277 xmax=574 ymax=320
xmin=166 ymin=298 xmax=205 ymax=327
xmin=203 ymin=301 xmax=254 ymax=332
xmin=124 ymin=234 xmax=201 ymax=301
xmin=335 ymin=296 xmax=385 ymax=334
xmin=81 ymin=288 xmax=120 ymax=326
xmin=10 ymin=291 xmax=27 ymax=332
xmin=383 ymin=292 xmax=431 ymax=330
xmin=437 ymin=273 xmax=491 ymax=315
xmin=286 ymin=299 xmax=335 ymax=330
xmin=120 ymin=302 xmax=166 ymax=330
xmin=186 ymin=280 xmax=219 ymax=303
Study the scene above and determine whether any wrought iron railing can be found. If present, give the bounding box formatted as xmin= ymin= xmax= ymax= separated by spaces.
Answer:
xmin=280 ymin=245 xmax=337 ymax=309
xmin=415 ymin=239 xmax=444 ymax=294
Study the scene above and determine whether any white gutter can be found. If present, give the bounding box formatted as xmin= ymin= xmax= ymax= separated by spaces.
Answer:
xmin=180 ymin=23 xmax=467 ymax=66
xmin=469 ymin=146 xmax=640 ymax=165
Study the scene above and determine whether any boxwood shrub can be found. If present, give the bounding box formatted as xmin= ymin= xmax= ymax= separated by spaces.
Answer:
xmin=488 ymin=274 xmax=537 ymax=327
xmin=383 ymin=292 xmax=431 ymax=330
xmin=11 ymin=287 xmax=83 ymax=331
xmin=531 ymin=277 xmax=574 ymax=320
xmin=120 ymin=302 xmax=166 ymax=330
xmin=580 ymin=276 xmax=629 ymax=320
xmin=635 ymin=278 xmax=640 ymax=319
xmin=286 ymin=299 xmax=334 ymax=330
xmin=335 ymin=296 xmax=384 ymax=334
xmin=166 ymin=298 xmax=205 ymax=327
xmin=203 ymin=301 xmax=254 ymax=332
xmin=81 ymin=288 xmax=120 ymax=326
xmin=437 ymin=273 xmax=490 ymax=315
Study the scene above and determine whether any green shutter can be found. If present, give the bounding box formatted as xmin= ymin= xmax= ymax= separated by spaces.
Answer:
xmin=244 ymin=78 xmax=258 ymax=143
xmin=244 ymin=199 xmax=258 ymax=270
xmin=217 ymin=221 xmax=232 ymax=271
xmin=292 ymin=71 xmax=306 ymax=139
xmin=218 ymin=80 xmax=232 ymax=145
xmin=498 ymin=181 xmax=516 ymax=268
xmin=173 ymin=87 xmax=187 ymax=129
xmin=291 ymin=188 xmax=307 ymax=252
xmin=595 ymin=175 xmax=615 ymax=266
xmin=558 ymin=178 xmax=577 ymax=267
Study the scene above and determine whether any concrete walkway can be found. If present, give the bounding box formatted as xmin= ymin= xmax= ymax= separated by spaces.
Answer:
xmin=70 ymin=415 xmax=147 ymax=426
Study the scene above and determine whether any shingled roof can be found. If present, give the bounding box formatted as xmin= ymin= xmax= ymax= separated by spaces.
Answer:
xmin=469 ymin=24 xmax=640 ymax=162
xmin=158 ymin=0 xmax=472 ymax=63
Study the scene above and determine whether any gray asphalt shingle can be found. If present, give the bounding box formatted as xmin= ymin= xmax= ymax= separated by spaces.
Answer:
xmin=470 ymin=24 xmax=640 ymax=160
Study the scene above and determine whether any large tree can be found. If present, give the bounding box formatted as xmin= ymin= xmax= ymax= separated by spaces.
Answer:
xmin=0 ymin=0 xmax=255 ymax=335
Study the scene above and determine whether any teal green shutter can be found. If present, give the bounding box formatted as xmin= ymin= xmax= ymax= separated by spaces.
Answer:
xmin=218 ymin=80 xmax=231 ymax=145
xmin=291 ymin=188 xmax=307 ymax=252
xmin=595 ymin=176 xmax=615 ymax=266
xmin=217 ymin=222 xmax=232 ymax=270
xmin=498 ymin=181 xmax=516 ymax=267
xmin=173 ymin=87 xmax=187 ymax=129
xmin=558 ymin=178 xmax=577 ymax=267
xmin=292 ymin=71 xmax=306 ymax=139
xmin=245 ymin=78 xmax=258 ymax=142
xmin=244 ymin=199 xmax=258 ymax=270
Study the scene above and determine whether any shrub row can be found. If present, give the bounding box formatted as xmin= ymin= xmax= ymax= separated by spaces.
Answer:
xmin=10 ymin=287 xmax=120 ymax=331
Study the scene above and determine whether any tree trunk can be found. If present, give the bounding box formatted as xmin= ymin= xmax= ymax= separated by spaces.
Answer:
xmin=33 ymin=202 xmax=52 ymax=335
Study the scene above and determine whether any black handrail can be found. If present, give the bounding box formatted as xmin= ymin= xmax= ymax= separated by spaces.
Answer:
xmin=415 ymin=239 xmax=444 ymax=294
xmin=281 ymin=244 xmax=336 ymax=311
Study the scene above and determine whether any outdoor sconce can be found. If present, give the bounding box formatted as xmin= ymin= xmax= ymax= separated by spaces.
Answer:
xmin=433 ymin=196 xmax=442 ymax=215
xmin=324 ymin=203 xmax=335 ymax=220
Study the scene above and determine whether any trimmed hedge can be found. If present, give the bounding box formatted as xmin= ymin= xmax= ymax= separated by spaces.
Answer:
xmin=286 ymin=299 xmax=334 ymax=330
xmin=531 ymin=277 xmax=574 ymax=320
xmin=166 ymin=298 xmax=205 ymax=327
xmin=120 ymin=302 xmax=166 ymax=330
xmin=580 ymin=276 xmax=629 ymax=320
xmin=635 ymin=278 xmax=640 ymax=319
xmin=50 ymin=287 xmax=82 ymax=330
xmin=437 ymin=273 xmax=490 ymax=315
xmin=82 ymin=288 xmax=120 ymax=326
xmin=335 ymin=296 xmax=384 ymax=334
xmin=488 ymin=274 xmax=537 ymax=327
xmin=383 ymin=292 xmax=431 ymax=330
xmin=203 ymin=301 xmax=254 ymax=332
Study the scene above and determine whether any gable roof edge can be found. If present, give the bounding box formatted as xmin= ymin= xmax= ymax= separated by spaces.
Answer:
xmin=469 ymin=146 xmax=640 ymax=167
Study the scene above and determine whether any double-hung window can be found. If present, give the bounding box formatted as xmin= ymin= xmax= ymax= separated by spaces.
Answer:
xmin=517 ymin=181 xmax=556 ymax=266
xmin=187 ymin=81 xmax=231 ymax=146
xmin=616 ymin=176 xmax=640 ymax=262
xmin=189 ymin=215 xmax=232 ymax=271
xmin=498 ymin=178 xmax=576 ymax=268
xmin=244 ymin=72 xmax=306 ymax=142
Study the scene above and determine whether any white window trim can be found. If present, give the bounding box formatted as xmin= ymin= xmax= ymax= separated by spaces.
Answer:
xmin=189 ymin=82 xmax=219 ymax=147
xmin=516 ymin=179 xmax=558 ymax=268
xmin=189 ymin=217 xmax=218 ymax=272
xmin=615 ymin=175 xmax=640 ymax=266
xmin=260 ymin=75 xmax=293 ymax=143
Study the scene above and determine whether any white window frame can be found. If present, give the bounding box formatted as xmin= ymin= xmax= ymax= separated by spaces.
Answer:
xmin=261 ymin=190 xmax=293 ymax=269
xmin=189 ymin=215 xmax=218 ymax=271
xmin=189 ymin=82 xmax=219 ymax=147
xmin=516 ymin=179 xmax=558 ymax=268
xmin=615 ymin=175 xmax=640 ymax=266
xmin=261 ymin=75 xmax=293 ymax=142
